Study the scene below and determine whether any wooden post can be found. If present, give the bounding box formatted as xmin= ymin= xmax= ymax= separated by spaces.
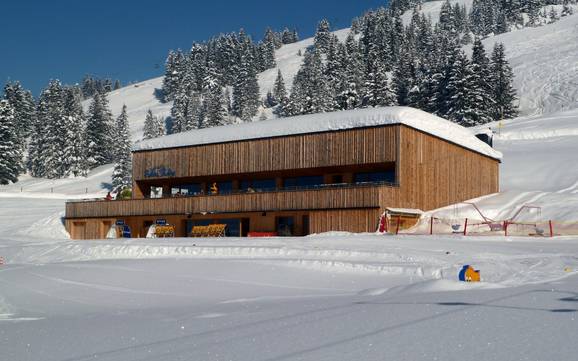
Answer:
xmin=549 ymin=220 xmax=554 ymax=237
xmin=463 ymin=218 xmax=468 ymax=236
xmin=430 ymin=217 xmax=434 ymax=235
xmin=395 ymin=215 xmax=401 ymax=235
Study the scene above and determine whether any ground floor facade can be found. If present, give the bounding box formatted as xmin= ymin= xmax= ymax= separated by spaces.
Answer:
xmin=66 ymin=208 xmax=383 ymax=240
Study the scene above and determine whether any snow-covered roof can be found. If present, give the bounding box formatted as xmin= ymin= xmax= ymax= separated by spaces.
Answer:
xmin=133 ymin=107 xmax=502 ymax=160
xmin=385 ymin=208 xmax=424 ymax=215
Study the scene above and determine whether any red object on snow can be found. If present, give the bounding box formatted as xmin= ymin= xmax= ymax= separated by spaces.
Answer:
xmin=248 ymin=232 xmax=278 ymax=237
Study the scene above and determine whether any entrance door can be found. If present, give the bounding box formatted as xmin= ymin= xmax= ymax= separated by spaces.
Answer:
xmin=302 ymin=215 xmax=310 ymax=236
xmin=241 ymin=218 xmax=250 ymax=237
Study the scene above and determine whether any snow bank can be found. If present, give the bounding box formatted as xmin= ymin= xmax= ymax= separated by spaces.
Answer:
xmin=134 ymin=106 xmax=502 ymax=159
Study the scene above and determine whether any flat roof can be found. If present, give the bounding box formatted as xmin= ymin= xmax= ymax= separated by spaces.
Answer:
xmin=133 ymin=106 xmax=502 ymax=160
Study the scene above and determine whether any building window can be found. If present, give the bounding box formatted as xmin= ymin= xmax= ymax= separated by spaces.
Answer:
xmin=172 ymin=183 xmax=202 ymax=196
xmin=216 ymin=181 xmax=233 ymax=194
xmin=284 ymin=175 xmax=324 ymax=188
xmin=331 ymin=174 xmax=344 ymax=184
xmin=240 ymin=179 xmax=276 ymax=192
xmin=150 ymin=186 xmax=163 ymax=198
xmin=276 ymin=217 xmax=294 ymax=236
xmin=354 ymin=170 xmax=395 ymax=184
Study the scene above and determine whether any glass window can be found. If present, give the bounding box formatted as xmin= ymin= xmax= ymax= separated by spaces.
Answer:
xmin=217 ymin=181 xmax=233 ymax=194
xmin=276 ymin=217 xmax=294 ymax=236
xmin=240 ymin=179 xmax=276 ymax=192
xmin=209 ymin=181 xmax=232 ymax=194
xmin=150 ymin=186 xmax=163 ymax=198
xmin=331 ymin=175 xmax=344 ymax=184
xmin=219 ymin=219 xmax=241 ymax=237
xmin=284 ymin=176 xmax=324 ymax=188
xmin=354 ymin=170 xmax=395 ymax=184
xmin=180 ymin=183 xmax=202 ymax=195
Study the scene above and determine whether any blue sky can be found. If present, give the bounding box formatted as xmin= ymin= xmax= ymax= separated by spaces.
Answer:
xmin=1 ymin=0 xmax=387 ymax=95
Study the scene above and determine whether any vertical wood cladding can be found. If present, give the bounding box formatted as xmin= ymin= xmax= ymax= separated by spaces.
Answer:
xmin=132 ymin=126 xmax=398 ymax=181
xmin=310 ymin=209 xmax=381 ymax=234
xmin=397 ymin=126 xmax=499 ymax=211
xmin=66 ymin=123 xmax=500 ymax=239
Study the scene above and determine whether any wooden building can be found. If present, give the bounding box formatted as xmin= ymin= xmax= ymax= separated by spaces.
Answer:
xmin=65 ymin=107 xmax=501 ymax=239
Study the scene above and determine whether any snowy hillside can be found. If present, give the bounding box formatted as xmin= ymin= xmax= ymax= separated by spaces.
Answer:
xmin=3 ymin=6 xmax=578 ymax=207
xmin=482 ymin=13 xmax=578 ymax=116
xmin=401 ymin=0 xmax=474 ymax=24
xmin=90 ymin=0 xmax=578 ymax=143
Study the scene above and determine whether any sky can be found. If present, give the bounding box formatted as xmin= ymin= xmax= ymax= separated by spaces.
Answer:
xmin=1 ymin=0 xmax=388 ymax=95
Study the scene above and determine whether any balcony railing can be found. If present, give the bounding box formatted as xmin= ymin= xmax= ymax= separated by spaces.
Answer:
xmin=65 ymin=181 xmax=398 ymax=219
xmin=67 ymin=180 xmax=398 ymax=203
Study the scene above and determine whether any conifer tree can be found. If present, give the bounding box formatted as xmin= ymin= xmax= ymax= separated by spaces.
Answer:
xmin=203 ymin=85 xmax=228 ymax=128
xmin=232 ymin=40 xmax=261 ymax=121
xmin=468 ymin=38 xmax=494 ymax=124
xmin=63 ymin=86 xmax=88 ymax=176
xmin=281 ymin=28 xmax=299 ymax=44
xmin=445 ymin=49 xmax=478 ymax=126
xmin=112 ymin=104 xmax=132 ymax=189
xmin=490 ymin=43 xmax=518 ymax=120
xmin=0 ymin=100 xmax=22 ymax=184
xmin=162 ymin=50 xmax=185 ymax=102
xmin=35 ymin=80 xmax=67 ymax=179
xmin=170 ymin=65 xmax=197 ymax=134
xmin=3 ymin=81 xmax=35 ymax=141
xmin=272 ymin=69 xmax=287 ymax=107
xmin=286 ymin=49 xmax=332 ymax=115
xmin=143 ymin=110 xmax=164 ymax=139
xmin=336 ymin=34 xmax=364 ymax=110
xmin=314 ymin=19 xmax=332 ymax=52
xmin=84 ymin=92 xmax=114 ymax=168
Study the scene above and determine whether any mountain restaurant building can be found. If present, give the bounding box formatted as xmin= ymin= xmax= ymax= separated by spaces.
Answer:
xmin=65 ymin=107 xmax=501 ymax=239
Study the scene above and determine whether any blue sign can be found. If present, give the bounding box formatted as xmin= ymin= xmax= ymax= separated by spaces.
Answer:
xmin=156 ymin=219 xmax=167 ymax=225
xmin=145 ymin=166 xmax=176 ymax=178
xmin=122 ymin=225 xmax=132 ymax=238
xmin=115 ymin=219 xmax=125 ymax=226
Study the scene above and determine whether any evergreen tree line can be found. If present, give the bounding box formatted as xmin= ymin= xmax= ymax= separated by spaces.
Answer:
xmin=161 ymin=27 xmax=299 ymax=134
xmin=80 ymin=74 xmax=122 ymax=99
xmin=274 ymin=5 xmax=518 ymax=126
xmin=0 ymin=81 xmax=132 ymax=187
xmin=467 ymin=0 xmax=576 ymax=37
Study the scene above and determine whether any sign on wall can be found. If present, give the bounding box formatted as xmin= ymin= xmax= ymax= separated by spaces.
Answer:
xmin=156 ymin=219 xmax=167 ymax=225
xmin=144 ymin=166 xmax=176 ymax=178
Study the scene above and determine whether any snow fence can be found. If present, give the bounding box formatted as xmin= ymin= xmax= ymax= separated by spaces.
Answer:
xmin=390 ymin=216 xmax=578 ymax=237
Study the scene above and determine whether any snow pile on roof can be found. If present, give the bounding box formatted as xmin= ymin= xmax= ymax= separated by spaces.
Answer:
xmin=133 ymin=107 xmax=502 ymax=159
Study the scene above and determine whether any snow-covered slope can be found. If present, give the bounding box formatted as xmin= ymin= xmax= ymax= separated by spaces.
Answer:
xmin=482 ymin=13 xmax=578 ymax=116
xmin=401 ymin=0 xmax=474 ymax=24
xmin=82 ymin=77 xmax=171 ymax=142
xmin=257 ymin=28 xmax=350 ymax=97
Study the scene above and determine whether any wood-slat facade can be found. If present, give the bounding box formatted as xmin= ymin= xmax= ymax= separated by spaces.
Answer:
xmin=65 ymin=124 xmax=500 ymax=239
